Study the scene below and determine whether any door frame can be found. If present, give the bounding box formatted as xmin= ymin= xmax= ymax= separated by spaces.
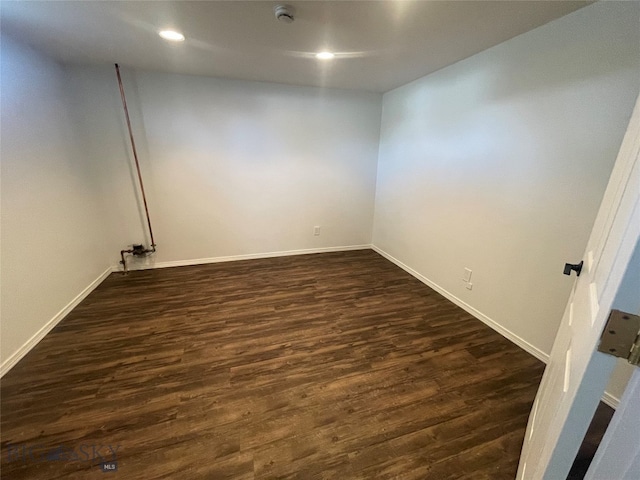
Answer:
xmin=586 ymin=366 xmax=640 ymax=479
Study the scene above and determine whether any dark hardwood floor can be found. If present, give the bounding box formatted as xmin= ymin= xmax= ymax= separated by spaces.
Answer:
xmin=1 ymin=250 xmax=545 ymax=479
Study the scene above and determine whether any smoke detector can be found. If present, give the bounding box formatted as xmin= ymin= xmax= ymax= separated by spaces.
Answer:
xmin=274 ymin=5 xmax=295 ymax=23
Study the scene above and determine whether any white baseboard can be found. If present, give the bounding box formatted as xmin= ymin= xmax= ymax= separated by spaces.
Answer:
xmin=601 ymin=391 xmax=620 ymax=409
xmin=0 ymin=266 xmax=113 ymax=378
xmin=371 ymin=245 xmax=550 ymax=364
xmin=2 ymin=248 xmax=369 ymax=376
xmin=371 ymin=245 xmax=623 ymax=408
xmin=114 ymin=244 xmax=373 ymax=271
xmin=4 ymin=247 xmax=620 ymax=409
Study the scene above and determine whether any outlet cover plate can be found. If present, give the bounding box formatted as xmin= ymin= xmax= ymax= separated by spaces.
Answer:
xmin=463 ymin=268 xmax=472 ymax=283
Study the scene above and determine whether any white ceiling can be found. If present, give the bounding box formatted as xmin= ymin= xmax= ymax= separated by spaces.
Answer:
xmin=1 ymin=1 xmax=591 ymax=93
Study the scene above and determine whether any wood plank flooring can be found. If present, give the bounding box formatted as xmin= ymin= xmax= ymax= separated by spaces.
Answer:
xmin=1 ymin=250 xmax=545 ymax=479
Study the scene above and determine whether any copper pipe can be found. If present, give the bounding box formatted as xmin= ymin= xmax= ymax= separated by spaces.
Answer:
xmin=120 ymin=248 xmax=134 ymax=274
xmin=115 ymin=64 xmax=156 ymax=251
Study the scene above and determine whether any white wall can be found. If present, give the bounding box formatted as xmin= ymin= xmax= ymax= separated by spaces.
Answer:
xmin=66 ymin=68 xmax=382 ymax=268
xmin=2 ymin=0 xmax=637 ymax=390
xmin=373 ymin=1 xmax=640 ymax=357
xmin=0 ymin=35 xmax=112 ymax=368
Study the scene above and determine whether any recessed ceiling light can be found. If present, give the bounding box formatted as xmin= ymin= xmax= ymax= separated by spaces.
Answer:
xmin=315 ymin=51 xmax=335 ymax=60
xmin=159 ymin=30 xmax=185 ymax=42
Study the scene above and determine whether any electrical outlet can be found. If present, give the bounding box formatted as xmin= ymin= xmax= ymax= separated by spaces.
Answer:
xmin=463 ymin=268 xmax=472 ymax=283
xmin=313 ymin=226 xmax=321 ymax=236
xmin=466 ymin=282 xmax=473 ymax=290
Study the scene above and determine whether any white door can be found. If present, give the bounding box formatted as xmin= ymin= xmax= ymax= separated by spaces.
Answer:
xmin=517 ymin=92 xmax=640 ymax=480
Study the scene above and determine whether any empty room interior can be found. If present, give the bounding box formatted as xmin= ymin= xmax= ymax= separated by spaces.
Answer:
xmin=1 ymin=1 xmax=639 ymax=479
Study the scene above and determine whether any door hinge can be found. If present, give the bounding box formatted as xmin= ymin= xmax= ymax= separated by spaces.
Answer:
xmin=598 ymin=309 xmax=640 ymax=366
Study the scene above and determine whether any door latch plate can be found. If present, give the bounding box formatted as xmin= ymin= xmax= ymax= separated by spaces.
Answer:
xmin=598 ymin=309 xmax=640 ymax=366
